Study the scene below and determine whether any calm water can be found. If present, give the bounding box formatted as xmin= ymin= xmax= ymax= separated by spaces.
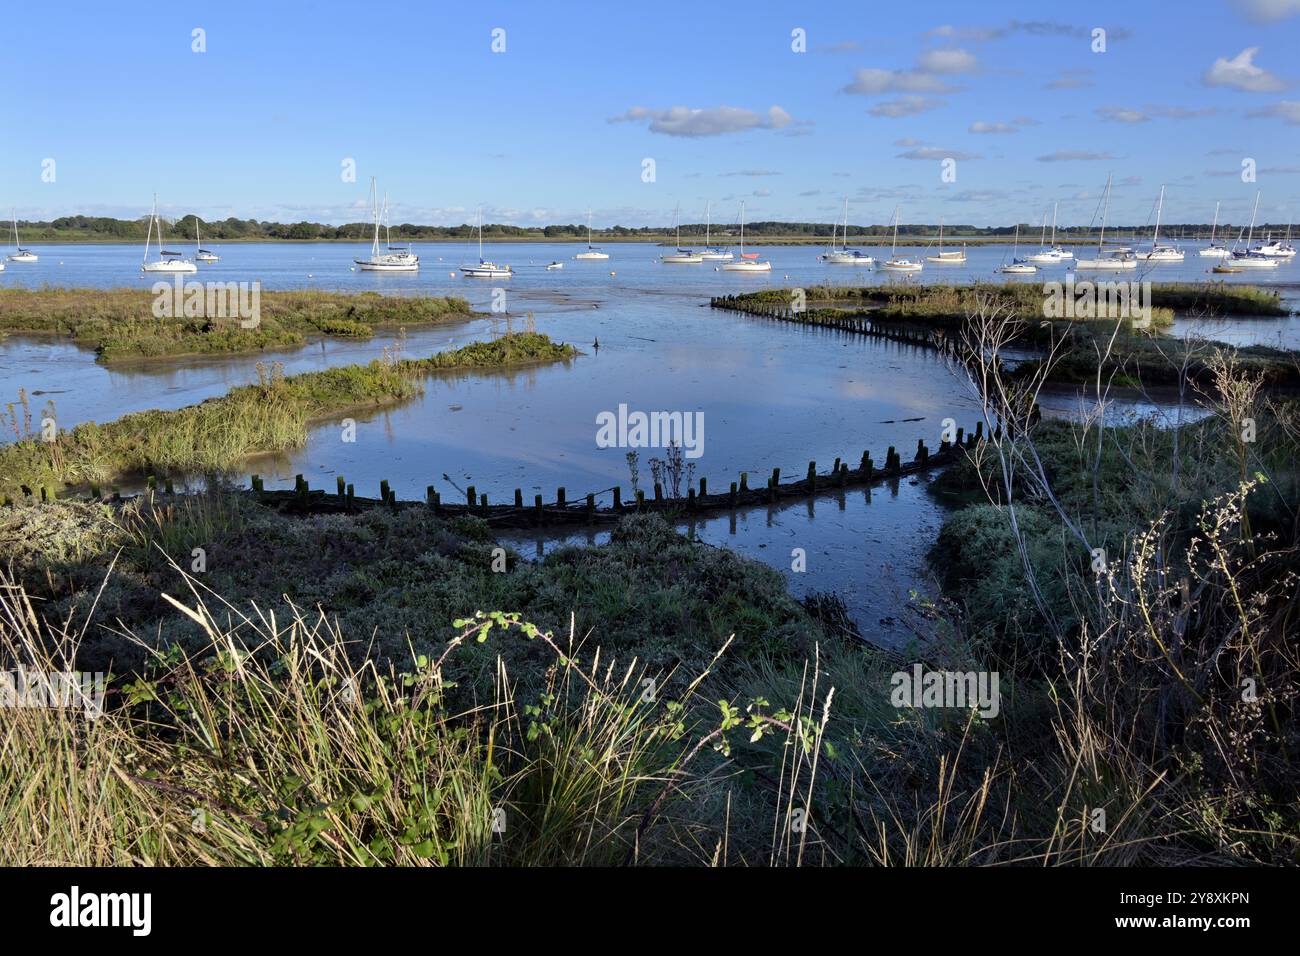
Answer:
xmin=2 ymin=240 xmax=1294 ymax=638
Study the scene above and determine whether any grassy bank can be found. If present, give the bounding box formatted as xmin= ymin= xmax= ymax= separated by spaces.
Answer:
xmin=720 ymin=282 xmax=1299 ymax=390
xmin=0 ymin=332 xmax=577 ymax=498
xmin=4 ymin=456 xmax=1297 ymax=863
xmin=0 ymin=288 xmax=474 ymax=362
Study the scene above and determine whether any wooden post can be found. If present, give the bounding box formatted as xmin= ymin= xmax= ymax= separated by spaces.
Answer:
xmin=636 ymin=489 xmax=645 ymax=511
xmin=557 ymin=487 xmax=566 ymax=508
xmin=346 ymin=483 xmax=355 ymax=507
xmin=466 ymin=484 xmax=475 ymax=507
xmin=838 ymin=463 xmax=848 ymax=487
xmin=955 ymin=426 xmax=964 ymax=448
xmin=534 ymin=494 xmax=544 ymax=524
xmin=653 ymin=482 xmax=662 ymax=503
xmin=729 ymin=481 xmax=737 ymax=507
xmin=514 ymin=488 xmax=524 ymax=509
xmin=380 ymin=479 xmax=390 ymax=501
xmin=613 ymin=486 xmax=622 ymax=509
xmin=916 ymin=439 xmax=928 ymax=464
xmin=586 ymin=493 xmax=595 ymax=518
xmin=699 ymin=476 xmax=707 ymax=497
xmin=807 ymin=461 xmax=817 ymax=492
xmin=688 ymin=488 xmax=696 ymax=511
xmin=739 ymin=472 xmax=749 ymax=492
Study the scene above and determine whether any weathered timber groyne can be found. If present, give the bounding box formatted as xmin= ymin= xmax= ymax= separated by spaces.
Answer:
xmin=709 ymin=295 xmax=961 ymax=356
xmin=10 ymin=422 xmax=992 ymax=530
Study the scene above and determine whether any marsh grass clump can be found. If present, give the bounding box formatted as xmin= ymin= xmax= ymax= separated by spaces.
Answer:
xmin=0 ymin=288 xmax=475 ymax=363
xmin=0 ymin=332 xmax=577 ymax=498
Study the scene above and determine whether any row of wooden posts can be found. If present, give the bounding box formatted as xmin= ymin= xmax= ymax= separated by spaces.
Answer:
xmin=5 ymin=420 xmax=998 ymax=520
xmin=708 ymin=295 xmax=962 ymax=356
xmin=234 ymin=421 xmax=991 ymax=528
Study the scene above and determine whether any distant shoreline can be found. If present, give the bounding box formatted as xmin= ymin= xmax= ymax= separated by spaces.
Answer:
xmin=8 ymin=235 xmax=1232 ymax=247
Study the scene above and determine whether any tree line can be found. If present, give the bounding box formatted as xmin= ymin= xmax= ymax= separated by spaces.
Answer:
xmin=14 ymin=214 xmax=1281 ymax=241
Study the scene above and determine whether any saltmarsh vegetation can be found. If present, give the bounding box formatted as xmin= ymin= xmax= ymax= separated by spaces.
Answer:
xmin=0 ymin=332 xmax=577 ymax=498
xmin=0 ymin=288 xmax=474 ymax=362
xmin=2 ymin=286 xmax=1298 ymax=866
xmin=721 ymin=281 xmax=1298 ymax=390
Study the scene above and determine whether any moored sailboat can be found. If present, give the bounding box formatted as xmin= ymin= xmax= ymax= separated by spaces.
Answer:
xmin=574 ymin=210 xmax=610 ymax=260
xmin=879 ymin=206 xmax=923 ymax=273
xmin=141 ymin=195 xmax=197 ymax=273
xmin=460 ymin=207 xmax=512 ymax=277
xmin=6 ymin=212 xmax=37 ymax=262
xmin=661 ymin=205 xmax=703 ymax=263
xmin=1198 ymin=201 xmax=1230 ymax=258
xmin=1076 ymin=176 xmax=1137 ymax=271
xmin=1136 ymin=185 xmax=1184 ymax=262
xmin=720 ymin=201 xmax=771 ymax=272
xmin=355 ymin=178 xmax=419 ymax=272
xmin=699 ymin=202 xmax=733 ymax=260
xmin=925 ymin=218 xmax=965 ymax=264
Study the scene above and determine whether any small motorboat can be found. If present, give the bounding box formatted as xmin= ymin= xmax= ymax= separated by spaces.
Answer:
xmin=546 ymin=261 xmax=563 ymax=270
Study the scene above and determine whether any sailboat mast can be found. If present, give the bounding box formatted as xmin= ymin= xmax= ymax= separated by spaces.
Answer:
xmin=1039 ymin=207 xmax=1047 ymax=249
xmin=739 ymin=201 xmax=745 ymax=253
xmin=1210 ymin=201 xmax=1219 ymax=244
xmin=1152 ymin=185 xmax=1164 ymax=250
xmin=891 ymin=206 xmax=899 ymax=255
xmin=705 ymin=202 xmax=710 ymax=248
xmin=1247 ymin=191 xmax=1260 ymax=247
xmin=1099 ymin=176 xmax=1111 ymax=251
xmin=1051 ymin=202 xmax=1058 ymax=246
xmin=369 ymin=178 xmax=380 ymax=257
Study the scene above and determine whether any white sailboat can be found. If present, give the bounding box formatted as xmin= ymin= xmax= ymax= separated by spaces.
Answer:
xmin=721 ymin=201 xmax=771 ymax=272
xmin=355 ymin=178 xmax=419 ymax=271
xmin=460 ymin=207 xmax=512 ymax=277
xmin=661 ymin=205 xmax=703 ymax=263
xmin=820 ymin=197 xmax=873 ymax=264
xmin=699 ymin=202 xmax=733 ymax=260
xmin=574 ymin=209 xmax=609 ymax=260
xmin=194 ymin=219 xmax=220 ymax=263
xmin=6 ymin=212 xmax=37 ymax=262
xmin=1026 ymin=203 xmax=1072 ymax=264
xmin=879 ymin=206 xmax=923 ymax=273
xmin=1230 ymin=192 xmax=1280 ymax=269
xmin=1075 ymin=176 xmax=1137 ymax=271
xmin=1198 ymin=202 xmax=1230 ymax=258
xmin=926 ymin=218 xmax=966 ymax=264
xmin=1136 ymin=185 xmax=1184 ymax=262
xmin=141 ymin=195 xmax=197 ymax=273
xmin=997 ymin=224 xmax=1036 ymax=274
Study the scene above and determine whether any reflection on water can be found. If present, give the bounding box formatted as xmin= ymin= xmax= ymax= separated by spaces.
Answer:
xmin=500 ymin=473 xmax=948 ymax=648
xmin=3 ymin=241 xmax=1293 ymax=639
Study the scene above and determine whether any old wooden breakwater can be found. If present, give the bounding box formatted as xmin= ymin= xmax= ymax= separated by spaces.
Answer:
xmin=226 ymin=422 xmax=990 ymax=529
xmin=5 ymin=421 xmax=994 ymax=529
xmin=709 ymin=295 xmax=964 ymax=357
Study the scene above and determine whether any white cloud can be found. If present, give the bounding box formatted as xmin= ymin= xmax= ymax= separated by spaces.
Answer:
xmin=969 ymin=121 xmax=1019 ymax=134
xmin=1096 ymin=106 xmax=1149 ymax=123
xmin=1037 ymin=150 xmax=1114 ymax=162
xmin=1248 ymin=99 xmax=1300 ymax=123
xmin=1203 ymin=48 xmax=1286 ymax=92
xmin=897 ymin=147 xmax=982 ymax=161
xmin=1231 ymin=0 xmax=1300 ymax=22
xmin=1045 ymin=68 xmax=1094 ymax=90
xmin=870 ymin=96 xmax=946 ymax=117
xmin=842 ymin=68 xmax=956 ymax=94
xmin=917 ymin=47 xmax=979 ymax=74
xmin=608 ymin=105 xmax=794 ymax=136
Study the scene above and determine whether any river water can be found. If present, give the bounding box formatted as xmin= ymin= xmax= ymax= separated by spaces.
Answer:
xmin=2 ymin=241 xmax=1295 ymax=643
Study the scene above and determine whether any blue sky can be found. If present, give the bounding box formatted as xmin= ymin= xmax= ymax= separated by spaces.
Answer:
xmin=2 ymin=0 xmax=1298 ymax=228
